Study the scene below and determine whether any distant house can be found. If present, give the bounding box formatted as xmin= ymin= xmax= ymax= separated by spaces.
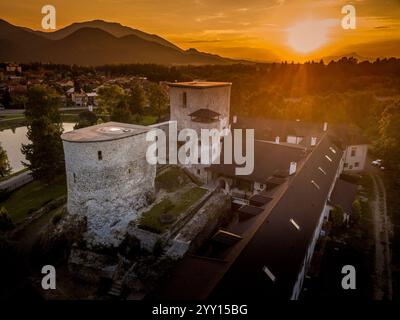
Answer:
xmin=71 ymin=92 xmax=88 ymax=107
xmin=86 ymin=92 xmax=98 ymax=106
xmin=6 ymin=63 xmax=22 ymax=74
xmin=8 ymin=84 xmax=27 ymax=95
xmin=332 ymin=124 xmax=369 ymax=172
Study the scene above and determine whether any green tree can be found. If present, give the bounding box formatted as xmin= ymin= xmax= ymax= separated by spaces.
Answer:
xmin=330 ymin=205 xmax=344 ymax=227
xmin=97 ymin=85 xmax=125 ymax=115
xmin=0 ymin=207 xmax=13 ymax=231
xmin=128 ymin=84 xmax=146 ymax=117
xmin=74 ymin=110 xmax=98 ymax=129
xmin=21 ymin=86 xmax=64 ymax=183
xmin=0 ymin=144 xmax=11 ymax=178
xmin=148 ymin=84 xmax=168 ymax=122
xmin=375 ymin=100 xmax=400 ymax=173
xmin=1 ymin=90 xmax=11 ymax=108
xmin=352 ymin=199 xmax=362 ymax=223
xmin=110 ymin=99 xmax=133 ymax=123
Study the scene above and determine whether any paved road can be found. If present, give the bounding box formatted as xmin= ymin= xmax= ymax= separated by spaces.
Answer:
xmin=0 ymin=107 xmax=94 ymax=115
xmin=0 ymin=170 xmax=33 ymax=191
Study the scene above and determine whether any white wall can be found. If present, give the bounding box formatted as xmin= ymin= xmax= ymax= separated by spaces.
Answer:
xmin=343 ymin=144 xmax=368 ymax=172
xmin=169 ymin=85 xmax=231 ymax=133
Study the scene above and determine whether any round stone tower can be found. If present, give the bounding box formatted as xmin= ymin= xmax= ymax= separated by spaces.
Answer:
xmin=61 ymin=122 xmax=156 ymax=247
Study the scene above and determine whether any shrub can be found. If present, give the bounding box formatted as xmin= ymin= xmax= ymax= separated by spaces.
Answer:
xmin=352 ymin=199 xmax=362 ymax=223
xmin=51 ymin=210 xmax=64 ymax=225
xmin=152 ymin=239 xmax=164 ymax=257
xmin=0 ymin=189 xmax=11 ymax=202
xmin=0 ymin=207 xmax=14 ymax=231
xmin=330 ymin=205 xmax=344 ymax=227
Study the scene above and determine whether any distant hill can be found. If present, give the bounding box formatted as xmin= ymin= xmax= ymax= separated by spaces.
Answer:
xmin=322 ymin=52 xmax=371 ymax=63
xmin=30 ymin=19 xmax=182 ymax=51
xmin=0 ymin=19 xmax=248 ymax=66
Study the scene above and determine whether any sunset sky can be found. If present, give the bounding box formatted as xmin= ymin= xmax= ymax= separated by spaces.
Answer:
xmin=1 ymin=0 xmax=399 ymax=61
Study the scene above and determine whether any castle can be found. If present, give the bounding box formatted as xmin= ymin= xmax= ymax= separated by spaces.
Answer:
xmin=61 ymin=81 xmax=232 ymax=246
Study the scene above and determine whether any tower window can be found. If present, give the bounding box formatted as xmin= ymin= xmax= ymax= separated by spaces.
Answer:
xmin=98 ymin=151 xmax=103 ymax=160
xmin=182 ymin=92 xmax=187 ymax=108
xmin=73 ymin=173 xmax=76 ymax=183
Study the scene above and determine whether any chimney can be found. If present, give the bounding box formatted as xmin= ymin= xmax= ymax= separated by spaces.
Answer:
xmin=311 ymin=137 xmax=317 ymax=146
xmin=323 ymin=122 xmax=328 ymax=132
xmin=275 ymin=136 xmax=280 ymax=144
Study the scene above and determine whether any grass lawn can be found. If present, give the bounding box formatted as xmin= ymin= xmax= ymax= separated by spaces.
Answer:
xmin=155 ymin=166 xmax=191 ymax=192
xmin=137 ymin=115 xmax=157 ymax=126
xmin=139 ymin=187 xmax=207 ymax=234
xmin=0 ymin=175 xmax=67 ymax=223
xmin=0 ymin=168 xmax=28 ymax=182
xmin=0 ymin=117 xmax=27 ymax=130
xmin=0 ymin=114 xmax=25 ymax=120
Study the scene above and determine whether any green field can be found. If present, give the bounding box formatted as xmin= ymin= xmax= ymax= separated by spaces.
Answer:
xmin=1 ymin=175 xmax=67 ymax=223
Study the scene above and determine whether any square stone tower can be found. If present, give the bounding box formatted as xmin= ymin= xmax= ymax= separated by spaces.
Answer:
xmin=168 ymin=81 xmax=232 ymax=182
xmin=168 ymin=81 xmax=231 ymax=133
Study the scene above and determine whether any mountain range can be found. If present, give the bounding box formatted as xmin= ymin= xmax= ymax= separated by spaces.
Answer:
xmin=0 ymin=19 xmax=246 ymax=66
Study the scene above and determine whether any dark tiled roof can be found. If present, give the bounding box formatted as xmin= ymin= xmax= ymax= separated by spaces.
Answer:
xmin=151 ymin=135 xmax=343 ymax=300
xmin=233 ymin=117 xmax=325 ymax=147
xmin=330 ymin=124 xmax=370 ymax=146
xmin=330 ymin=178 xmax=358 ymax=215
xmin=208 ymin=140 xmax=306 ymax=182
xmin=210 ymin=136 xmax=343 ymax=299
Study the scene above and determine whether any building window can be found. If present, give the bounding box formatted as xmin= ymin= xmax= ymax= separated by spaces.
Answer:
xmin=182 ymin=92 xmax=187 ymax=108
xmin=73 ymin=173 xmax=76 ymax=183
xmin=197 ymin=169 xmax=201 ymax=175
xmin=344 ymin=163 xmax=348 ymax=168
xmin=259 ymin=184 xmax=264 ymax=189
xmin=98 ymin=151 xmax=103 ymax=160
xmin=355 ymin=162 xmax=359 ymax=168
xmin=351 ymin=147 xmax=357 ymax=157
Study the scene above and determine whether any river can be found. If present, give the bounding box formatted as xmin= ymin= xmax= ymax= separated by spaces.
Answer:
xmin=0 ymin=123 xmax=75 ymax=173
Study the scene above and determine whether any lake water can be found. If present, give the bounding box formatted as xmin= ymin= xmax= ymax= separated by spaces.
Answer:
xmin=0 ymin=123 xmax=75 ymax=173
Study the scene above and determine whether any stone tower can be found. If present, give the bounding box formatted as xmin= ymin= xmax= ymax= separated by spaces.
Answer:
xmin=61 ymin=122 xmax=156 ymax=247
xmin=168 ymin=81 xmax=232 ymax=182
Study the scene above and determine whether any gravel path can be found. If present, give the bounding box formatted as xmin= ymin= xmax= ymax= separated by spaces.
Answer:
xmin=371 ymin=173 xmax=393 ymax=300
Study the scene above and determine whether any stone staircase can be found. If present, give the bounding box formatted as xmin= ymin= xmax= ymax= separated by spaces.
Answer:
xmin=108 ymin=279 xmax=123 ymax=297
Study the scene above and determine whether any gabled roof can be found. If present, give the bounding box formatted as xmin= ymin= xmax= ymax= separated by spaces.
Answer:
xmin=330 ymin=124 xmax=370 ymax=146
xmin=208 ymin=139 xmax=306 ymax=182
xmin=151 ymin=135 xmax=344 ymax=300
xmin=330 ymin=178 xmax=358 ymax=215
xmin=233 ymin=117 xmax=325 ymax=147
xmin=210 ymin=137 xmax=343 ymax=299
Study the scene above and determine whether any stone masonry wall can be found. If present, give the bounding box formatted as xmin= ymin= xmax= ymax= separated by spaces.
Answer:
xmin=63 ymin=133 xmax=156 ymax=248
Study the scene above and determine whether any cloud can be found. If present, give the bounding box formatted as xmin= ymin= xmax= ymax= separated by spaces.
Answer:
xmin=195 ymin=12 xmax=225 ymax=23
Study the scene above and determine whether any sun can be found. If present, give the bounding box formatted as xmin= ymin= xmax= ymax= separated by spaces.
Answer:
xmin=287 ymin=20 xmax=331 ymax=54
